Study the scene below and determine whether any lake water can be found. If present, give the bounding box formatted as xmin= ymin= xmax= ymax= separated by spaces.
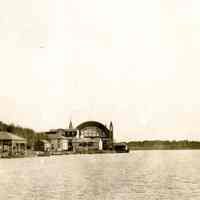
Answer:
xmin=0 ymin=150 xmax=200 ymax=200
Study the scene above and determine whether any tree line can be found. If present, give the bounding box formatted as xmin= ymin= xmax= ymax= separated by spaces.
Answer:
xmin=128 ymin=140 xmax=200 ymax=150
xmin=0 ymin=121 xmax=47 ymax=149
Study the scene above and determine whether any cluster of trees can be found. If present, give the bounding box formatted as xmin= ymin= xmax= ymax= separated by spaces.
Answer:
xmin=0 ymin=121 xmax=47 ymax=149
xmin=128 ymin=140 xmax=200 ymax=150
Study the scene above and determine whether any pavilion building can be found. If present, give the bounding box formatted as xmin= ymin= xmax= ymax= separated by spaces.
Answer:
xmin=0 ymin=132 xmax=27 ymax=157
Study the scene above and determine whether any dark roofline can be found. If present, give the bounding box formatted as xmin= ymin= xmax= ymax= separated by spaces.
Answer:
xmin=0 ymin=132 xmax=27 ymax=142
xmin=76 ymin=121 xmax=111 ymax=137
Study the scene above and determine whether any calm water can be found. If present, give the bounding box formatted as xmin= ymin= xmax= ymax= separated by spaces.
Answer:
xmin=0 ymin=150 xmax=200 ymax=200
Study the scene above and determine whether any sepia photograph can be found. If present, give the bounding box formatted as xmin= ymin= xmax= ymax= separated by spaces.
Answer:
xmin=0 ymin=0 xmax=200 ymax=199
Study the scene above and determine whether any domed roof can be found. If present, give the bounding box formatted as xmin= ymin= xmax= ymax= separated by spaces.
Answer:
xmin=76 ymin=121 xmax=111 ymax=137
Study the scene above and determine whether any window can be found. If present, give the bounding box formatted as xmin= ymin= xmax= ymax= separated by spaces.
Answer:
xmin=81 ymin=127 xmax=103 ymax=138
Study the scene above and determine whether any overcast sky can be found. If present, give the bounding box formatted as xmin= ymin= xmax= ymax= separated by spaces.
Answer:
xmin=0 ymin=0 xmax=200 ymax=141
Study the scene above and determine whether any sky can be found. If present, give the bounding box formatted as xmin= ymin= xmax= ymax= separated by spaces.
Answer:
xmin=0 ymin=0 xmax=200 ymax=141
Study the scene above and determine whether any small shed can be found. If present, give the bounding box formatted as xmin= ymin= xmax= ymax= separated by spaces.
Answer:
xmin=0 ymin=132 xmax=27 ymax=156
xmin=114 ymin=142 xmax=129 ymax=153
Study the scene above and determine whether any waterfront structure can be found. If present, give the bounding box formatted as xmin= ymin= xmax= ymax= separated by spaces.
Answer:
xmin=0 ymin=131 xmax=27 ymax=157
xmin=74 ymin=121 xmax=114 ymax=152
xmin=44 ymin=120 xmax=114 ymax=153
xmin=114 ymin=142 xmax=129 ymax=153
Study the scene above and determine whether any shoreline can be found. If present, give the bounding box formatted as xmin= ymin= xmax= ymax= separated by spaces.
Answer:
xmin=129 ymin=148 xmax=200 ymax=150
xmin=0 ymin=149 xmax=130 ymax=159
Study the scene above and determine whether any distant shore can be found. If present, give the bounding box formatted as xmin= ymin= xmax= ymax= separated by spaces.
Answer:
xmin=128 ymin=140 xmax=200 ymax=150
xmin=129 ymin=147 xmax=200 ymax=150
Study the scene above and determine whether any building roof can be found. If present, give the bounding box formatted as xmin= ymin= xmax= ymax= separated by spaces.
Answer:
xmin=76 ymin=121 xmax=111 ymax=138
xmin=47 ymin=134 xmax=68 ymax=140
xmin=65 ymin=128 xmax=78 ymax=131
xmin=69 ymin=120 xmax=73 ymax=129
xmin=47 ymin=128 xmax=77 ymax=134
xmin=40 ymin=139 xmax=50 ymax=144
xmin=0 ymin=132 xmax=27 ymax=142
xmin=47 ymin=129 xmax=65 ymax=134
